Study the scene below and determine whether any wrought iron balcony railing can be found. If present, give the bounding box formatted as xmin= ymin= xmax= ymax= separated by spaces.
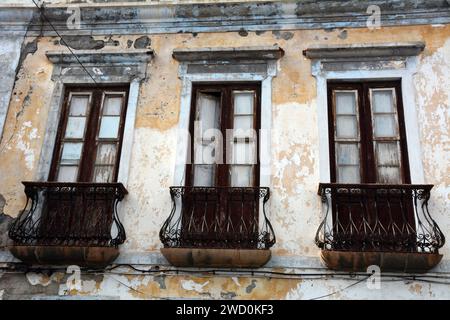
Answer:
xmin=160 ymin=186 xmax=276 ymax=250
xmin=315 ymin=183 xmax=445 ymax=254
xmin=9 ymin=182 xmax=127 ymax=247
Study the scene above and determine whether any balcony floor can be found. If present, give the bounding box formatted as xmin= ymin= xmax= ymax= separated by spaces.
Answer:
xmin=320 ymin=249 xmax=443 ymax=273
xmin=9 ymin=245 xmax=120 ymax=268
xmin=161 ymin=247 xmax=271 ymax=268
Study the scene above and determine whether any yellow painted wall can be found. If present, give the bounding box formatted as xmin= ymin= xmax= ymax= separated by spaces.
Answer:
xmin=0 ymin=24 xmax=449 ymax=260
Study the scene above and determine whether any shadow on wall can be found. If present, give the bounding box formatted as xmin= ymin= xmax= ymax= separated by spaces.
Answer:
xmin=0 ymin=194 xmax=14 ymax=249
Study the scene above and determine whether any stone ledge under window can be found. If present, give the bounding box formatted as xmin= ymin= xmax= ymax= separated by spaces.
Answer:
xmin=172 ymin=46 xmax=284 ymax=62
xmin=303 ymin=42 xmax=425 ymax=60
xmin=161 ymin=248 xmax=271 ymax=268
xmin=320 ymin=250 xmax=443 ymax=273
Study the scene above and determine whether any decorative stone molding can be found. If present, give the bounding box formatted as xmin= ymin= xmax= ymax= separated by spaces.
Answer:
xmin=303 ymin=42 xmax=425 ymax=60
xmin=1 ymin=1 xmax=449 ymax=35
xmin=173 ymin=46 xmax=284 ymax=62
xmin=172 ymin=46 xmax=284 ymax=188
xmin=36 ymin=49 xmax=153 ymax=187
xmin=46 ymin=49 xmax=154 ymax=83
xmin=305 ymin=42 xmax=425 ymax=74
xmin=304 ymin=42 xmax=426 ymax=186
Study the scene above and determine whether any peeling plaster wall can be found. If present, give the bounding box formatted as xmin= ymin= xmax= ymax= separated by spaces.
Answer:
xmin=0 ymin=34 xmax=26 ymax=147
xmin=0 ymin=269 xmax=449 ymax=300
xmin=0 ymin=23 xmax=449 ymax=299
xmin=0 ymin=32 xmax=29 ymax=249
xmin=414 ymin=38 xmax=450 ymax=252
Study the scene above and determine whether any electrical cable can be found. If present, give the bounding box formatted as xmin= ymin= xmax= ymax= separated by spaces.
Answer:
xmin=31 ymin=0 xmax=98 ymax=85
xmin=309 ymin=275 xmax=371 ymax=300
xmin=2 ymin=264 xmax=450 ymax=284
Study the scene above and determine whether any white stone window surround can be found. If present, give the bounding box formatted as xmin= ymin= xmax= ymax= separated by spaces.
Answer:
xmin=35 ymin=49 xmax=153 ymax=187
xmin=172 ymin=46 xmax=284 ymax=188
xmin=305 ymin=42 xmax=426 ymax=184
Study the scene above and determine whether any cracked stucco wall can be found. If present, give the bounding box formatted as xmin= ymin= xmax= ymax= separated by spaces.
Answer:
xmin=0 ymin=268 xmax=449 ymax=300
xmin=0 ymin=23 xmax=448 ymax=299
xmin=0 ymin=33 xmax=29 ymax=250
xmin=0 ymin=24 xmax=449 ymax=257
xmin=0 ymin=35 xmax=26 ymax=147
xmin=414 ymin=37 xmax=450 ymax=246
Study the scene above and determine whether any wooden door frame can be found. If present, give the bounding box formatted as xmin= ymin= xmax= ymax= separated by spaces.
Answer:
xmin=48 ymin=85 xmax=129 ymax=183
xmin=186 ymin=82 xmax=261 ymax=188
xmin=327 ymin=80 xmax=411 ymax=184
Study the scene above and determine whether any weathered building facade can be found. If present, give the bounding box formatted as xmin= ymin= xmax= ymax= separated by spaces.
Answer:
xmin=0 ymin=0 xmax=449 ymax=300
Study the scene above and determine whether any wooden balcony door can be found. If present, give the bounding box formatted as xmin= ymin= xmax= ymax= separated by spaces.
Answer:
xmin=181 ymin=83 xmax=261 ymax=248
xmin=40 ymin=86 xmax=129 ymax=243
xmin=327 ymin=81 xmax=415 ymax=251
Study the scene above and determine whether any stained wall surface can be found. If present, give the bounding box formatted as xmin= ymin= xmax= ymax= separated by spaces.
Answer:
xmin=0 ymin=1 xmax=448 ymax=299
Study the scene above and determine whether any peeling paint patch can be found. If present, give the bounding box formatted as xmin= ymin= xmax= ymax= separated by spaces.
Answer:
xmin=79 ymin=280 xmax=98 ymax=292
xmin=134 ymin=36 xmax=151 ymax=49
xmin=181 ymin=280 xmax=209 ymax=293
xmin=245 ymin=280 xmax=257 ymax=293
xmin=221 ymin=291 xmax=237 ymax=299
xmin=0 ymin=194 xmax=5 ymax=213
xmin=409 ymin=284 xmax=423 ymax=295
xmin=338 ymin=30 xmax=348 ymax=39
xmin=285 ymin=281 xmax=304 ymax=300
xmin=238 ymin=28 xmax=249 ymax=37
xmin=59 ymin=276 xmax=104 ymax=296
xmin=61 ymin=35 xmax=105 ymax=50
xmin=15 ymin=121 xmax=39 ymax=171
xmin=272 ymin=31 xmax=294 ymax=40
xmin=26 ymin=272 xmax=53 ymax=287
xmin=0 ymin=211 xmax=14 ymax=248
xmin=154 ymin=275 xmax=166 ymax=289
xmin=17 ymin=38 xmax=38 ymax=79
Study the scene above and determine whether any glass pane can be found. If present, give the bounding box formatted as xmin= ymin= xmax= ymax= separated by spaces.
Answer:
xmin=378 ymin=166 xmax=401 ymax=184
xmin=374 ymin=114 xmax=397 ymax=137
xmin=93 ymin=166 xmax=114 ymax=183
xmin=335 ymin=91 xmax=357 ymax=114
xmin=337 ymin=143 xmax=360 ymax=165
xmin=60 ymin=142 xmax=83 ymax=164
xmin=57 ymin=166 xmax=78 ymax=182
xmin=193 ymin=165 xmax=215 ymax=187
xmin=338 ymin=166 xmax=361 ymax=184
xmin=336 ymin=115 xmax=358 ymax=138
xmin=103 ymin=96 xmax=122 ymax=116
xmin=233 ymin=129 xmax=256 ymax=141
xmin=234 ymin=115 xmax=253 ymax=130
xmin=232 ymin=142 xmax=256 ymax=164
xmin=99 ymin=116 xmax=120 ymax=138
xmin=231 ymin=165 xmax=253 ymax=187
xmin=376 ymin=142 xmax=400 ymax=166
xmin=96 ymin=143 xmax=117 ymax=165
xmin=196 ymin=93 xmax=220 ymax=133
xmin=372 ymin=89 xmax=394 ymax=113
xmin=69 ymin=96 xmax=89 ymax=116
xmin=65 ymin=117 xmax=86 ymax=139
xmin=234 ymin=91 xmax=254 ymax=114
xmin=194 ymin=142 xmax=217 ymax=165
